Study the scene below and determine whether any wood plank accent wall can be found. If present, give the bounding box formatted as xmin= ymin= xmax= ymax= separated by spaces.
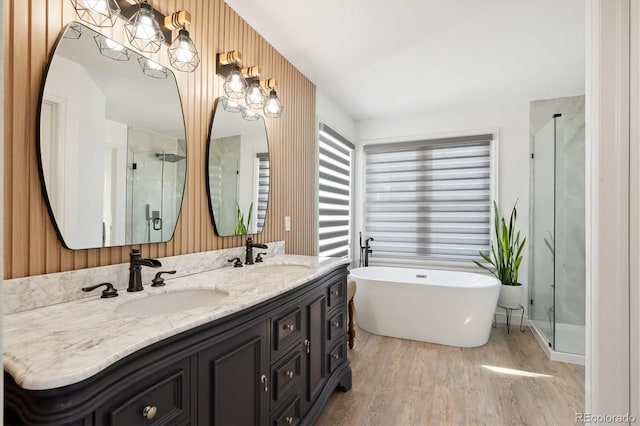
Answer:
xmin=3 ymin=0 xmax=318 ymax=279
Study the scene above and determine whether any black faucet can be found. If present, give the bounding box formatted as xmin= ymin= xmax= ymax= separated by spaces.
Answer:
xmin=359 ymin=233 xmax=375 ymax=267
xmin=245 ymin=237 xmax=268 ymax=265
xmin=364 ymin=237 xmax=374 ymax=267
xmin=128 ymin=249 xmax=162 ymax=292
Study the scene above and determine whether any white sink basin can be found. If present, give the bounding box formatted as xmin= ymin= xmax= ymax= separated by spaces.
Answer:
xmin=115 ymin=289 xmax=229 ymax=316
xmin=251 ymin=264 xmax=312 ymax=274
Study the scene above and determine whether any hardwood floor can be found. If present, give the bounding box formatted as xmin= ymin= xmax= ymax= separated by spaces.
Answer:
xmin=316 ymin=325 xmax=584 ymax=426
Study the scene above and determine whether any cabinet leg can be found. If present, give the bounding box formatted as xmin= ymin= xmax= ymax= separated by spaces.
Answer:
xmin=336 ymin=369 xmax=352 ymax=392
xmin=348 ymin=298 xmax=355 ymax=349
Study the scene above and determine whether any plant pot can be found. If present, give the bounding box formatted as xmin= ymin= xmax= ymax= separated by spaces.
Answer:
xmin=497 ymin=283 xmax=523 ymax=308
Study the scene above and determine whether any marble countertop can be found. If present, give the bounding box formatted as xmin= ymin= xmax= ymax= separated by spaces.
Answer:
xmin=3 ymin=255 xmax=349 ymax=391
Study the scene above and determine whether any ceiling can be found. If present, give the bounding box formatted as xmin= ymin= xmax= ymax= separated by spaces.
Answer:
xmin=225 ymin=0 xmax=585 ymax=122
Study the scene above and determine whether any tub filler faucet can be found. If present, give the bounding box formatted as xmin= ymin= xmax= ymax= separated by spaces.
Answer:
xmin=359 ymin=232 xmax=374 ymax=267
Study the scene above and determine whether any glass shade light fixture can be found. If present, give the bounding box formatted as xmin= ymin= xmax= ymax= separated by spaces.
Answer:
xmin=218 ymin=51 xmax=248 ymax=99
xmin=166 ymin=11 xmax=200 ymax=72
xmin=264 ymin=89 xmax=284 ymax=118
xmin=124 ymin=0 xmax=164 ymax=53
xmin=224 ymin=66 xmax=249 ymax=99
xmin=69 ymin=1 xmax=200 ymax=73
xmin=137 ymin=57 xmax=168 ymax=79
xmin=216 ymin=51 xmax=284 ymax=118
xmin=69 ymin=0 xmax=120 ymax=27
xmin=245 ymin=81 xmax=267 ymax=109
xmin=168 ymin=28 xmax=200 ymax=72
xmin=94 ymin=34 xmax=131 ymax=61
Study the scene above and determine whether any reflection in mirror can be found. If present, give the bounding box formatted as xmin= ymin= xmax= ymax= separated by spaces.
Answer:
xmin=38 ymin=22 xmax=187 ymax=249
xmin=207 ymin=97 xmax=270 ymax=236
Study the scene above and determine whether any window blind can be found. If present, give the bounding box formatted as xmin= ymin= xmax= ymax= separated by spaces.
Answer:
xmin=318 ymin=124 xmax=354 ymax=258
xmin=256 ymin=153 xmax=269 ymax=230
xmin=364 ymin=134 xmax=493 ymax=263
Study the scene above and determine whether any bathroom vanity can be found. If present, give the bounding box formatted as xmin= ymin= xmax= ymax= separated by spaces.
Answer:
xmin=3 ymin=257 xmax=351 ymax=425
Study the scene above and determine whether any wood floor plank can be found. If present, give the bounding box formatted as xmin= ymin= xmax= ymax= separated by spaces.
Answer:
xmin=316 ymin=326 xmax=584 ymax=426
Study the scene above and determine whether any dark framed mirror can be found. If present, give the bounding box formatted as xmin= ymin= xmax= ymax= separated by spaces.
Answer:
xmin=38 ymin=22 xmax=187 ymax=249
xmin=206 ymin=97 xmax=270 ymax=236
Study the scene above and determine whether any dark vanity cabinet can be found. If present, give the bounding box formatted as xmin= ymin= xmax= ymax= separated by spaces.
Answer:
xmin=4 ymin=266 xmax=351 ymax=426
xmin=197 ymin=320 xmax=270 ymax=425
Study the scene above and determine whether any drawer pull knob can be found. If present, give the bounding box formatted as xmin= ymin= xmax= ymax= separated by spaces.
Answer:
xmin=285 ymin=370 xmax=294 ymax=378
xmin=283 ymin=323 xmax=295 ymax=331
xmin=331 ymin=290 xmax=339 ymax=296
xmin=332 ymin=321 xmax=340 ymax=328
xmin=332 ymin=353 xmax=340 ymax=359
xmin=142 ymin=405 xmax=157 ymax=419
xmin=261 ymin=374 xmax=268 ymax=392
xmin=285 ymin=416 xmax=294 ymax=425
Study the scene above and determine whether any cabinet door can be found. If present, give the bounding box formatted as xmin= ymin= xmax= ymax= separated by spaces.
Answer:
xmin=197 ymin=320 xmax=269 ymax=426
xmin=303 ymin=292 xmax=326 ymax=413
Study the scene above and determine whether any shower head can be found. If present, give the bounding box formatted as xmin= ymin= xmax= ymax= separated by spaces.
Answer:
xmin=156 ymin=153 xmax=186 ymax=162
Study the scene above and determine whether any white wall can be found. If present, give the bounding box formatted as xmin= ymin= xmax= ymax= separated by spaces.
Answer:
xmin=316 ymin=90 xmax=356 ymax=142
xmin=44 ymin=56 xmax=105 ymax=248
xmin=356 ymin=97 xmax=532 ymax=311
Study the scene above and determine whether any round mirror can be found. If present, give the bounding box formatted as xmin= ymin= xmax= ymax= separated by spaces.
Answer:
xmin=38 ymin=22 xmax=187 ymax=249
xmin=207 ymin=97 xmax=270 ymax=236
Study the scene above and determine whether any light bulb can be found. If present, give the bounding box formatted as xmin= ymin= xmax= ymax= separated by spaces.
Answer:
xmin=135 ymin=15 xmax=155 ymax=41
xmin=245 ymin=81 xmax=266 ymax=109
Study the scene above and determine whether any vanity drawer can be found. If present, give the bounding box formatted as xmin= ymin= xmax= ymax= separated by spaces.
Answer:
xmin=271 ymin=350 xmax=302 ymax=406
xmin=99 ymin=358 xmax=190 ymax=426
xmin=327 ymin=341 xmax=346 ymax=375
xmin=271 ymin=394 xmax=302 ymax=426
xmin=272 ymin=307 xmax=302 ymax=356
xmin=326 ymin=311 xmax=345 ymax=344
xmin=327 ymin=281 xmax=345 ymax=308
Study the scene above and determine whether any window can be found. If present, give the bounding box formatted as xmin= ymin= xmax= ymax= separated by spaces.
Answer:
xmin=318 ymin=123 xmax=354 ymax=258
xmin=256 ymin=152 xmax=269 ymax=231
xmin=363 ymin=134 xmax=493 ymax=264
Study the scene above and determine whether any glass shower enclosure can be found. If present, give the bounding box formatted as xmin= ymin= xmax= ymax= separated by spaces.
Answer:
xmin=529 ymin=96 xmax=585 ymax=357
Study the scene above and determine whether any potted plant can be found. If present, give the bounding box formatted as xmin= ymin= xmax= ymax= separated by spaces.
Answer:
xmin=473 ymin=201 xmax=526 ymax=307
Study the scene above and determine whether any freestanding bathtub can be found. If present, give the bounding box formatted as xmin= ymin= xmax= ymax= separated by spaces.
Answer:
xmin=350 ymin=266 xmax=500 ymax=347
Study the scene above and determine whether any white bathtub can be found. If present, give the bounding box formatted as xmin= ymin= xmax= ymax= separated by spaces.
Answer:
xmin=350 ymin=266 xmax=500 ymax=347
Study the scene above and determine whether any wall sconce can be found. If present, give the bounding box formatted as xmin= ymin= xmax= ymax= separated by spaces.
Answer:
xmin=245 ymin=80 xmax=267 ymax=109
xmin=69 ymin=0 xmax=120 ymax=27
xmin=217 ymin=51 xmax=284 ymax=118
xmin=69 ymin=0 xmax=201 ymax=72
xmin=124 ymin=1 xmax=164 ymax=53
